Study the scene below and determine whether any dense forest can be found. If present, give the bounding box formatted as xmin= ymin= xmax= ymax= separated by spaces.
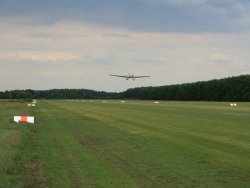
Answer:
xmin=0 ymin=75 xmax=249 ymax=101
xmin=121 ymin=75 xmax=250 ymax=101
xmin=0 ymin=89 xmax=119 ymax=100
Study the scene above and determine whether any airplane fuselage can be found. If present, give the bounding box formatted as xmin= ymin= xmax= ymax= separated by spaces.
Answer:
xmin=125 ymin=74 xmax=136 ymax=80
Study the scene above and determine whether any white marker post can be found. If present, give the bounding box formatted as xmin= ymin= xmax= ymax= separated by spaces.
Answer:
xmin=13 ymin=116 xmax=35 ymax=124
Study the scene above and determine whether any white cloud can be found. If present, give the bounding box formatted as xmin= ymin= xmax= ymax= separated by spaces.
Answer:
xmin=209 ymin=53 xmax=234 ymax=64
xmin=0 ymin=51 xmax=80 ymax=62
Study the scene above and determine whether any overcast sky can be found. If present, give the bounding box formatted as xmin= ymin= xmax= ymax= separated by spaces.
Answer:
xmin=0 ymin=0 xmax=250 ymax=91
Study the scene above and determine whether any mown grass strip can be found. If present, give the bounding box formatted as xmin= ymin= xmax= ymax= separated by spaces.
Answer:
xmin=33 ymin=101 xmax=136 ymax=188
xmin=1 ymin=100 xmax=250 ymax=187
xmin=45 ymin=100 xmax=250 ymax=187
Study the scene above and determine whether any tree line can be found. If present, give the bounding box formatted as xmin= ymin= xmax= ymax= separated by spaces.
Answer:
xmin=0 ymin=75 xmax=249 ymax=101
xmin=0 ymin=89 xmax=119 ymax=100
xmin=121 ymin=75 xmax=250 ymax=101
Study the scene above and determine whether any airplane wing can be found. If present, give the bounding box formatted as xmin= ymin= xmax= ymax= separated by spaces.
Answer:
xmin=133 ymin=75 xmax=151 ymax=78
xmin=109 ymin=74 xmax=127 ymax=78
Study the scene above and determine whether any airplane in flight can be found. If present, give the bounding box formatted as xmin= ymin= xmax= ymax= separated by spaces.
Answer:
xmin=109 ymin=73 xmax=150 ymax=80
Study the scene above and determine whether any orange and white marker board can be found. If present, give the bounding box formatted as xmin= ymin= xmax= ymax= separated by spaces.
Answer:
xmin=14 ymin=116 xmax=34 ymax=124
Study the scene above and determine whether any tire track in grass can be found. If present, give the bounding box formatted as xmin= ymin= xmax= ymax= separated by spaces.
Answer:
xmin=22 ymin=124 xmax=49 ymax=188
xmin=50 ymin=100 xmax=250 ymax=187
xmin=47 ymin=101 xmax=217 ymax=187
xmin=35 ymin=101 xmax=136 ymax=188
xmin=54 ymin=101 xmax=250 ymax=162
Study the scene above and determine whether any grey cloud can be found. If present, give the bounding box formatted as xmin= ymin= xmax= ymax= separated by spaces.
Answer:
xmin=0 ymin=1 xmax=249 ymax=91
xmin=102 ymin=33 xmax=131 ymax=38
xmin=26 ymin=32 xmax=54 ymax=39
xmin=1 ymin=0 xmax=250 ymax=33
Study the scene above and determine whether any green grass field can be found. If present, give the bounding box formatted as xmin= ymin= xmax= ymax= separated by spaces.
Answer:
xmin=0 ymin=100 xmax=250 ymax=187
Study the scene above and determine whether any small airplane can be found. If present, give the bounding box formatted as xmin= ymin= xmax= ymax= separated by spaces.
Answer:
xmin=109 ymin=73 xmax=150 ymax=80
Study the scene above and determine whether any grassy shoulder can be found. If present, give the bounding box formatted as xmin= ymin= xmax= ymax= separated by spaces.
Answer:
xmin=0 ymin=100 xmax=44 ymax=187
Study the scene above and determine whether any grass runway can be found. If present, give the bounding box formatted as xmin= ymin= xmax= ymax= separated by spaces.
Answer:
xmin=0 ymin=100 xmax=250 ymax=187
